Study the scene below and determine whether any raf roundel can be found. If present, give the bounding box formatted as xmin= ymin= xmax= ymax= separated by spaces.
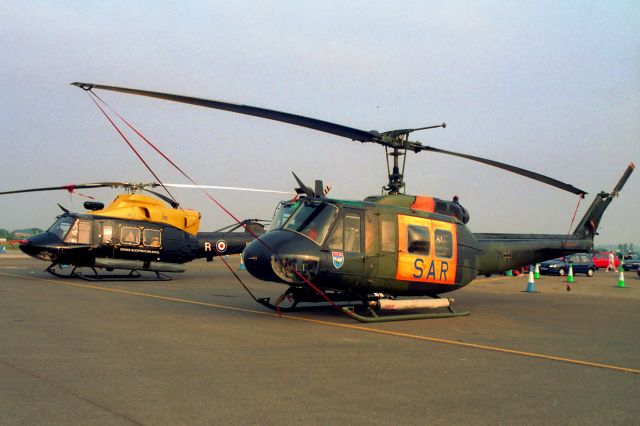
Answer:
xmin=216 ymin=240 xmax=227 ymax=253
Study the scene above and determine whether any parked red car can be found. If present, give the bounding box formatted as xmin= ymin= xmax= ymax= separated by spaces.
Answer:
xmin=592 ymin=252 xmax=620 ymax=269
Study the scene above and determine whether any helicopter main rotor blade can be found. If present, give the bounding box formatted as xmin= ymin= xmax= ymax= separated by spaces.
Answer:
xmin=419 ymin=146 xmax=587 ymax=196
xmin=72 ymin=82 xmax=379 ymax=142
xmin=611 ymin=162 xmax=635 ymax=195
xmin=72 ymin=82 xmax=587 ymax=196
xmin=0 ymin=182 xmax=128 ymax=196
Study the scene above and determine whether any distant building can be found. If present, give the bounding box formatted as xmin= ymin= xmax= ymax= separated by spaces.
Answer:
xmin=14 ymin=231 xmax=34 ymax=238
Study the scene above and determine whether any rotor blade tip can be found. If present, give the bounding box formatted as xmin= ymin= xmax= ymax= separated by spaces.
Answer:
xmin=71 ymin=82 xmax=93 ymax=90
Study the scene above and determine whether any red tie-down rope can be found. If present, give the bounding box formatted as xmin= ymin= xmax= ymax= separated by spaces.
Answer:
xmin=85 ymin=94 xmax=179 ymax=205
xmin=83 ymin=89 xmax=349 ymax=316
xmin=562 ymin=195 xmax=583 ymax=248
xmin=63 ymin=185 xmax=95 ymax=199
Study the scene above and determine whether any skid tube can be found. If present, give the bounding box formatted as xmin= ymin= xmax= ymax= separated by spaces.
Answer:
xmin=341 ymin=306 xmax=470 ymax=323
xmin=256 ymin=297 xmax=368 ymax=313
xmin=257 ymin=289 xmax=470 ymax=322
xmin=46 ymin=263 xmax=172 ymax=282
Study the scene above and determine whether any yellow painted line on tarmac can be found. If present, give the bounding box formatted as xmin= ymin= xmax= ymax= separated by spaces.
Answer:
xmin=0 ymin=271 xmax=283 ymax=317
xmin=2 ymin=271 xmax=639 ymax=376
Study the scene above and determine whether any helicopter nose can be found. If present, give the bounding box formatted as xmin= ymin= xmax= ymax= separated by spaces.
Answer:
xmin=19 ymin=243 xmax=52 ymax=261
xmin=243 ymin=237 xmax=278 ymax=282
xmin=243 ymin=230 xmax=320 ymax=284
xmin=18 ymin=233 xmax=58 ymax=262
xmin=16 ymin=240 xmax=31 ymax=255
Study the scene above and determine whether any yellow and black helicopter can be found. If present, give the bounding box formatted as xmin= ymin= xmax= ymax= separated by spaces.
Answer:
xmin=0 ymin=181 xmax=277 ymax=281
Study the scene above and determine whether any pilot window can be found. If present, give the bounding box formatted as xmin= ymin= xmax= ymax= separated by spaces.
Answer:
xmin=64 ymin=220 xmax=91 ymax=244
xmin=48 ymin=216 xmax=74 ymax=240
xmin=283 ymin=201 xmax=338 ymax=245
xmin=121 ymin=227 xmax=140 ymax=245
xmin=143 ymin=229 xmax=162 ymax=247
xmin=434 ymin=229 xmax=453 ymax=258
xmin=269 ymin=200 xmax=299 ymax=231
xmin=408 ymin=225 xmax=430 ymax=255
xmin=327 ymin=216 xmax=344 ymax=250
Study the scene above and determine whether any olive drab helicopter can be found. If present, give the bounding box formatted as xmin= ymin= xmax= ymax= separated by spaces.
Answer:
xmin=0 ymin=181 xmax=278 ymax=280
xmin=72 ymin=82 xmax=634 ymax=322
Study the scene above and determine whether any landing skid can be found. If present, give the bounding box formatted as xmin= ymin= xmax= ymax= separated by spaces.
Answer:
xmin=256 ymin=297 xmax=366 ymax=313
xmin=257 ymin=288 xmax=470 ymax=322
xmin=341 ymin=306 xmax=470 ymax=323
xmin=45 ymin=264 xmax=172 ymax=281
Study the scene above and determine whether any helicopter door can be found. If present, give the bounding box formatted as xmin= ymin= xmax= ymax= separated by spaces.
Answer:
xmin=98 ymin=221 xmax=116 ymax=258
xmin=375 ymin=212 xmax=397 ymax=280
xmin=362 ymin=210 xmax=379 ymax=279
xmin=325 ymin=209 xmax=365 ymax=280
xmin=395 ymin=215 xmax=458 ymax=285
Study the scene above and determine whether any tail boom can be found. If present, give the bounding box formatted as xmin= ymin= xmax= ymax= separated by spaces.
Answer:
xmin=476 ymin=163 xmax=634 ymax=275
xmin=475 ymin=233 xmax=593 ymax=275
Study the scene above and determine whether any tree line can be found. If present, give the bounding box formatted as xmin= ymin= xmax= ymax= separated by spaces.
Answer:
xmin=0 ymin=228 xmax=44 ymax=240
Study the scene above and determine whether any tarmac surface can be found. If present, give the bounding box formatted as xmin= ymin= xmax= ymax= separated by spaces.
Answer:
xmin=1 ymin=253 xmax=639 ymax=425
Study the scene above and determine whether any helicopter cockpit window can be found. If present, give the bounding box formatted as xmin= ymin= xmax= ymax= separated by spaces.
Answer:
xmin=48 ymin=216 xmax=75 ymax=240
xmin=434 ymin=229 xmax=453 ymax=258
xmin=327 ymin=216 xmax=343 ymax=250
xmin=64 ymin=219 xmax=91 ymax=244
xmin=408 ymin=225 xmax=430 ymax=255
xmin=143 ymin=229 xmax=162 ymax=247
xmin=121 ymin=227 xmax=140 ymax=245
xmin=283 ymin=201 xmax=338 ymax=245
xmin=269 ymin=200 xmax=300 ymax=231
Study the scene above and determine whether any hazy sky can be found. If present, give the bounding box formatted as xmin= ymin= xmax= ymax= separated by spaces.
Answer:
xmin=1 ymin=1 xmax=638 ymax=245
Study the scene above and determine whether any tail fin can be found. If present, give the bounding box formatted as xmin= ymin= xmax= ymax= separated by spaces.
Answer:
xmin=573 ymin=163 xmax=635 ymax=239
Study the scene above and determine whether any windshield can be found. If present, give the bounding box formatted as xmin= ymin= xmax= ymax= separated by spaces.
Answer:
xmin=47 ymin=216 xmax=75 ymax=240
xmin=283 ymin=201 xmax=338 ymax=245
xmin=269 ymin=200 xmax=302 ymax=231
